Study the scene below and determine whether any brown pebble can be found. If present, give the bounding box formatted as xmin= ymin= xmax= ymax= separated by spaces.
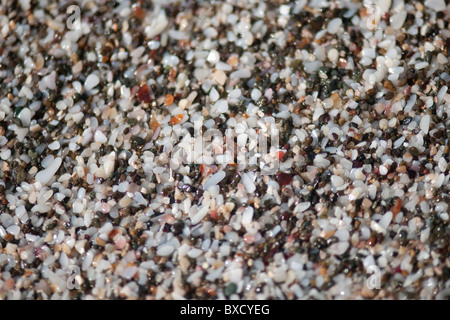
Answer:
xmin=383 ymin=79 xmax=396 ymax=92
xmin=391 ymin=198 xmax=402 ymax=218
xmin=133 ymin=5 xmax=146 ymax=20
xmin=368 ymin=236 xmax=377 ymax=247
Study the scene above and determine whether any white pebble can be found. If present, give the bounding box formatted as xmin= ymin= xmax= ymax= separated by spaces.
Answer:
xmin=237 ymin=133 xmax=248 ymax=147
xmin=145 ymin=9 xmax=168 ymax=38
xmin=72 ymin=200 xmax=84 ymax=214
xmin=82 ymin=250 xmax=94 ymax=271
xmin=204 ymin=171 xmax=226 ymax=190
xmin=18 ymin=108 xmax=31 ymax=126
xmin=437 ymin=86 xmax=448 ymax=103
xmin=191 ymin=205 xmax=209 ymax=225
xmin=35 ymin=157 xmax=62 ymax=185
xmin=390 ymin=11 xmax=407 ymax=29
xmin=162 ymin=54 xmax=179 ymax=67
xmin=157 ymin=244 xmax=174 ymax=257
xmin=48 ymin=141 xmax=60 ymax=150
xmin=331 ymin=175 xmax=344 ymax=188
xmin=6 ymin=225 xmax=20 ymax=237
xmin=241 ymin=172 xmax=256 ymax=193
xmin=304 ymin=61 xmax=323 ymax=74
xmin=379 ymin=211 xmax=393 ymax=229
xmin=296 ymin=202 xmax=310 ymax=213
xmin=379 ymin=165 xmax=388 ymax=175
xmin=187 ymin=248 xmax=203 ymax=259
xmin=43 ymin=71 xmax=56 ymax=90
xmin=328 ymin=241 xmax=349 ymax=255
xmin=41 ymin=156 xmax=55 ymax=169
xmin=230 ymin=68 xmax=251 ymax=79
xmin=327 ymin=48 xmax=339 ymax=62
xmin=424 ymin=0 xmax=446 ymax=11
xmin=84 ymin=74 xmax=99 ymax=91
xmin=327 ymin=18 xmax=342 ymax=34
xmin=251 ymin=88 xmax=262 ymax=102
xmin=335 ymin=229 xmax=350 ymax=242
xmin=437 ymin=53 xmax=448 ymax=65
xmin=420 ymin=114 xmax=430 ymax=134
xmin=94 ymin=130 xmax=107 ymax=143
xmin=241 ymin=206 xmax=254 ymax=226
xmin=121 ymin=266 xmax=138 ymax=280
xmin=0 ymin=149 xmax=11 ymax=160
xmin=438 ymin=157 xmax=447 ymax=172
xmin=215 ymin=99 xmax=228 ymax=113
xmin=15 ymin=205 xmax=26 ymax=218
xmin=207 ymin=50 xmax=220 ymax=64
xmin=280 ymin=4 xmax=290 ymax=15
xmin=415 ymin=62 xmax=429 ymax=70
xmin=203 ymin=27 xmax=218 ymax=38
xmin=209 ymin=87 xmax=219 ymax=102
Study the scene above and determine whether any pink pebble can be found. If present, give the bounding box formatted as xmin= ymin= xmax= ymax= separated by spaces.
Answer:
xmin=243 ymin=233 xmax=255 ymax=244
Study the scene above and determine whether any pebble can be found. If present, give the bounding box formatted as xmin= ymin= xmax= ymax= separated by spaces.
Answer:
xmin=84 ymin=73 xmax=100 ymax=91
xmin=48 ymin=141 xmax=60 ymax=150
xmin=415 ymin=62 xmax=429 ymax=70
xmin=94 ymin=130 xmax=108 ymax=143
xmin=331 ymin=175 xmax=344 ymax=187
xmin=327 ymin=48 xmax=339 ymax=63
xmin=212 ymin=70 xmax=227 ymax=85
xmin=18 ymin=108 xmax=31 ymax=126
xmin=230 ymin=68 xmax=251 ymax=79
xmin=6 ymin=225 xmax=20 ymax=237
xmin=207 ymin=50 xmax=220 ymax=64
xmin=162 ymin=54 xmax=179 ymax=67
xmin=241 ymin=172 xmax=256 ymax=193
xmin=241 ymin=206 xmax=254 ymax=226
xmin=215 ymin=99 xmax=229 ymax=114
xmin=304 ymin=61 xmax=323 ymax=74
xmin=327 ymin=18 xmax=342 ymax=34
xmin=276 ymin=172 xmax=292 ymax=186
xmin=437 ymin=53 xmax=448 ymax=65
xmin=328 ymin=241 xmax=349 ymax=256
xmin=187 ymin=248 xmax=203 ymax=259
xmin=379 ymin=211 xmax=393 ymax=229
xmin=379 ymin=165 xmax=388 ymax=175
xmin=35 ymin=157 xmax=62 ymax=185
xmin=390 ymin=11 xmax=407 ymax=29
xmin=420 ymin=114 xmax=430 ymax=134
xmin=157 ymin=244 xmax=175 ymax=257
xmin=251 ymin=88 xmax=262 ymax=102
xmin=296 ymin=202 xmax=310 ymax=213
xmin=204 ymin=171 xmax=226 ymax=190
xmin=424 ymin=0 xmax=446 ymax=11
xmin=225 ymin=283 xmax=237 ymax=296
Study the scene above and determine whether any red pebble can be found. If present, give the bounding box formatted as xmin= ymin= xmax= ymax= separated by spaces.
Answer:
xmin=137 ymin=84 xmax=151 ymax=103
xmin=276 ymin=151 xmax=285 ymax=160
xmin=276 ymin=172 xmax=292 ymax=186
xmin=210 ymin=210 xmax=218 ymax=220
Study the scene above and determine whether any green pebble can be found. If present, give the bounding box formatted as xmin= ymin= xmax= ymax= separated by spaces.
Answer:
xmin=225 ymin=283 xmax=237 ymax=297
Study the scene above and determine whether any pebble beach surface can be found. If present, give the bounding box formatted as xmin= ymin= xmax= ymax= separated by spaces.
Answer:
xmin=0 ymin=0 xmax=449 ymax=300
